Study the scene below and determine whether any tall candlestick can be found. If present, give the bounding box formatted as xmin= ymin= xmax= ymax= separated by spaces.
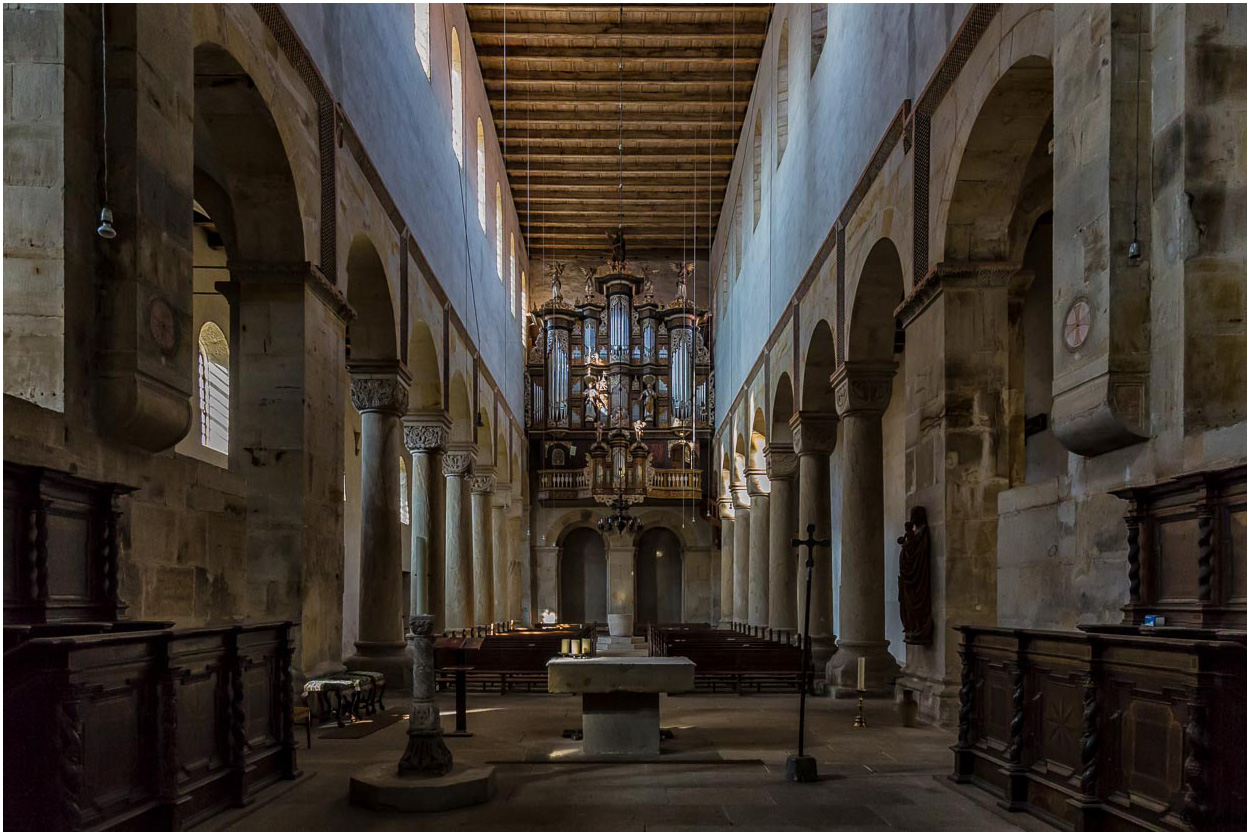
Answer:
xmin=857 ymin=656 xmax=866 ymax=691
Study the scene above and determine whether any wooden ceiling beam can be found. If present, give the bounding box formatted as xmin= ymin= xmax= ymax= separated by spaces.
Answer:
xmin=476 ymin=46 xmax=762 ymax=63
xmin=507 ymin=165 xmax=732 ymax=177
xmin=467 ymin=22 xmax=767 ymax=40
xmin=492 ymin=110 xmax=740 ymax=128
xmin=475 ymin=69 xmax=756 ymax=85
xmin=515 ymin=177 xmax=728 ymax=189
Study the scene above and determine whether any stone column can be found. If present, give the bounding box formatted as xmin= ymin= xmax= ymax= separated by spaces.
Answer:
xmin=441 ymin=447 xmax=475 ymax=631
xmin=403 ymin=413 xmax=449 ymax=632
xmin=828 ymin=362 xmax=902 ymax=695
xmin=398 ymin=615 xmax=452 ymax=775
xmin=470 ymin=470 xmax=496 ymax=627
xmin=717 ymin=497 xmax=735 ymax=629
xmin=790 ymin=411 xmax=838 ymax=673
xmin=766 ymin=445 xmax=799 ymax=634
xmin=490 ymin=486 xmax=510 ymax=623
xmin=731 ymin=485 xmax=751 ymax=627
xmin=605 ymin=530 xmax=635 ymax=637
xmin=746 ymin=469 xmax=771 ymax=629
xmin=347 ymin=364 xmax=411 ymax=683
xmin=506 ymin=507 xmax=523 ymax=622
xmin=534 ymin=544 xmax=559 ymax=621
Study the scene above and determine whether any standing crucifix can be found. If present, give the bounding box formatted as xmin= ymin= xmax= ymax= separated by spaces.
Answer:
xmin=786 ymin=523 xmax=830 ymax=783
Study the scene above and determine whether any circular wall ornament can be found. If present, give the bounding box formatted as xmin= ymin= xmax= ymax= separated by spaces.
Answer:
xmin=1063 ymin=297 xmax=1091 ymax=351
xmin=148 ymin=297 xmax=179 ymax=354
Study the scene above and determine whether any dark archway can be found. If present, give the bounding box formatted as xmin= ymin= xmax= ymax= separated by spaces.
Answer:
xmin=559 ymin=527 xmax=607 ymax=623
xmin=635 ymin=527 xmax=683 ymax=625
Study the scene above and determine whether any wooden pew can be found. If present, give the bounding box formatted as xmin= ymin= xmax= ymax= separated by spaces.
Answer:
xmin=434 ymin=625 xmax=596 ymax=693
xmin=649 ymin=624 xmax=812 ymax=694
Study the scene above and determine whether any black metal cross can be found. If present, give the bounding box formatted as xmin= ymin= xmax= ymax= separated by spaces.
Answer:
xmin=788 ymin=523 xmax=830 ymax=780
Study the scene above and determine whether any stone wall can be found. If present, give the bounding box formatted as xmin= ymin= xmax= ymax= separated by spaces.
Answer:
xmin=2 ymin=4 xmax=529 ymax=680
xmin=709 ymin=3 xmax=1246 ymax=724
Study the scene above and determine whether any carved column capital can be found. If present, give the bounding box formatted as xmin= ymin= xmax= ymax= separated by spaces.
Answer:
xmin=441 ymin=448 xmax=475 ymax=477
xmin=832 ymin=361 xmax=897 ymax=418
xmin=789 ymin=411 xmax=838 ymax=455
xmin=470 ymin=471 xmax=497 ymax=494
xmin=717 ymin=496 xmax=736 ymax=520
xmin=350 ymin=362 xmax=412 ymax=417
xmin=731 ymin=484 xmax=751 ymax=511
xmin=764 ymin=445 xmax=798 ymax=480
xmin=403 ymin=412 xmax=451 ymax=453
xmin=745 ymin=469 xmax=771 ymax=496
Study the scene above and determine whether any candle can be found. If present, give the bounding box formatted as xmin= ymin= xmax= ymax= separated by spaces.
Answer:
xmin=561 ymin=638 xmax=571 ymax=655
xmin=582 ymin=638 xmax=593 ymax=655
xmin=857 ymin=656 xmax=866 ymax=691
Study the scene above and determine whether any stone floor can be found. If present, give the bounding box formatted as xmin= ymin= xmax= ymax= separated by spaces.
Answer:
xmin=207 ymin=692 xmax=1051 ymax=831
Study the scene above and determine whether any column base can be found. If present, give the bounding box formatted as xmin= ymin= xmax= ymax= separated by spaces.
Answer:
xmin=896 ymin=671 xmax=962 ymax=727
xmin=347 ymin=642 xmax=411 ymax=691
xmin=810 ymin=637 xmax=837 ymax=684
xmin=826 ymin=641 xmax=900 ymax=697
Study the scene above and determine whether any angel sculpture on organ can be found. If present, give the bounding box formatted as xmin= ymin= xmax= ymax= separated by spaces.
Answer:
xmin=633 ymin=419 xmax=646 ymax=444
xmin=581 ymin=265 xmax=598 ymax=298
xmin=639 ymin=264 xmax=656 ymax=298
xmin=546 ymin=262 xmax=566 ymax=303
xmin=606 ymin=229 xmax=627 ymax=264
xmin=671 ymin=261 xmax=694 ymax=300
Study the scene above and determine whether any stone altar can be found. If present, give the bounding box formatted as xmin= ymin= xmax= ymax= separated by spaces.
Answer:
xmin=547 ymin=656 xmax=695 ymax=758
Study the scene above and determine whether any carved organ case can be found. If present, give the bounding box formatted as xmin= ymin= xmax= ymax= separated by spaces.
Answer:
xmin=526 ymin=263 xmax=712 ymax=505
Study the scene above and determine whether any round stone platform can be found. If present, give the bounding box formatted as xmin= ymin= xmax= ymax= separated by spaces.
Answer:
xmin=349 ymin=763 xmax=495 ymax=812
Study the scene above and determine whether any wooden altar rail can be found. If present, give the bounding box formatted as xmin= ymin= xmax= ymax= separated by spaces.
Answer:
xmin=951 ymin=625 xmax=1246 ymax=832
xmin=3 ymin=621 xmax=298 ymax=831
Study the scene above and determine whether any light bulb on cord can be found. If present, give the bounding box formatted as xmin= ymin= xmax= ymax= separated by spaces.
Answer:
xmin=97 ymin=206 xmax=116 ymax=239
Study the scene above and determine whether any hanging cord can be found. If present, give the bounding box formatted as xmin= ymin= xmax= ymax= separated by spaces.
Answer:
xmin=96 ymin=4 xmax=115 ymax=239
xmin=1128 ymin=3 xmax=1144 ymax=261
xmin=617 ymin=3 xmax=625 ymax=237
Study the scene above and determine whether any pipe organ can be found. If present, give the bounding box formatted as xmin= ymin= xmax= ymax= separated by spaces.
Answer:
xmin=525 ymin=258 xmax=713 ymax=504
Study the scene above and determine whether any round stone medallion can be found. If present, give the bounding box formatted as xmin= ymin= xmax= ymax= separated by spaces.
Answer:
xmin=1063 ymin=298 xmax=1091 ymax=351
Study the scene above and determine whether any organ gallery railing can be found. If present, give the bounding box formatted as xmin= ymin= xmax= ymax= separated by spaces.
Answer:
xmin=537 ymin=467 xmax=701 ymax=501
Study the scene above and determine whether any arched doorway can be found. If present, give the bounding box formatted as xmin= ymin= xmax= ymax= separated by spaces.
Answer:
xmin=635 ymin=527 xmax=683 ymax=626
xmin=560 ymin=528 xmax=607 ymax=623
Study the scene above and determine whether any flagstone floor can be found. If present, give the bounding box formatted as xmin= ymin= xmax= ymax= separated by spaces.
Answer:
xmin=204 ymin=691 xmax=1051 ymax=832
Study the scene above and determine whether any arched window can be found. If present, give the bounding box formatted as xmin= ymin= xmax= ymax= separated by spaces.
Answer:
xmin=413 ymin=4 xmax=430 ymax=78
xmin=810 ymin=4 xmax=827 ymax=75
xmin=521 ymin=271 xmax=528 ymax=338
xmin=399 ymin=456 xmax=410 ymax=525
xmin=752 ymin=110 xmax=762 ymax=229
xmin=495 ymin=182 xmax=504 ymax=280
xmin=476 ymin=118 xmax=486 ymax=229
xmin=450 ymin=28 xmax=463 ymax=166
xmin=197 ymin=322 xmax=229 ymax=454
xmin=509 ymin=233 xmax=517 ymax=313
xmin=776 ymin=20 xmax=790 ymax=165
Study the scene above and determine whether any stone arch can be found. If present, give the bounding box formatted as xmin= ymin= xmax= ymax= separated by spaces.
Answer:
xmin=345 ymin=235 xmax=398 ymax=363
xmin=940 ymin=55 xmax=1055 ymax=264
xmin=846 ymin=238 xmax=906 ymax=364
xmin=192 ymin=43 xmax=305 ymax=265
xmin=635 ymin=526 xmax=683 ymax=625
xmin=733 ymin=432 xmax=748 ymax=485
xmin=495 ymin=428 xmax=508 ymax=474
xmin=558 ymin=526 xmax=607 ymax=624
xmin=407 ymin=319 xmax=442 ymax=410
xmin=448 ymin=372 xmax=472 ymax=444
xmin=477 ymin=407 xmax=493 ymax=463
xmin=719 ymin=449 xmax=733 ymax=497
xmin=749 ymin=408 xmax=768 ymax=470
xmin=800 ymin=319 xmax=838 ymax=413
xmin=771 ymin=372 xmax=795 ymax=445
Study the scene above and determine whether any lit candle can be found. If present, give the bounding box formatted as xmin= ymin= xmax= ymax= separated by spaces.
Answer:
xmin=857 ymin=656 xmax=866 ymax=692
xmin=561 ymin=638 xmax=571 ymax=655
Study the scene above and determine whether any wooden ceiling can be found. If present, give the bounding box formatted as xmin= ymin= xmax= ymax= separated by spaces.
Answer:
xmin=466 ymin=3 xmax=771 ymax=261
